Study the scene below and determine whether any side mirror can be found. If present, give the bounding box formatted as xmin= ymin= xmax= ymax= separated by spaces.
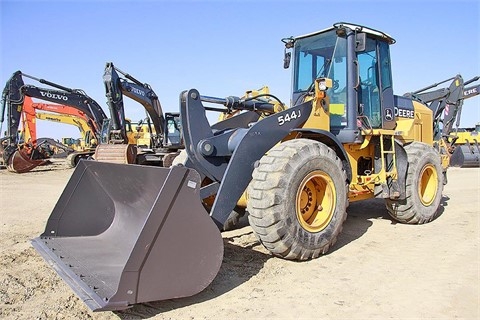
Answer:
xmin=283 ymin=52 xmax=291 ymax=69
xmin=282 ymin=37 xmax=294 ymax=69
xmin=355 ymin=32 xmax=366 ymax=52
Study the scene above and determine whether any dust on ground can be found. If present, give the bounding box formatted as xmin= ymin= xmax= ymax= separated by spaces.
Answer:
xmin=0 ymin=159 xmax=478 ymax=319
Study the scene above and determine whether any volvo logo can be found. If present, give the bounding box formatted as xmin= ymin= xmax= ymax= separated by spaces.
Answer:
xmin=40 ymin=91 xmax=68 ymax=101
xmin=131 ymin=87 xmax=145 ymax=96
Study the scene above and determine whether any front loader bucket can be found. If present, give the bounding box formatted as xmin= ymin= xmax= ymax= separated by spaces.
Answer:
xmin=450 ymin=144 xmax=480 ymax=168
xmin=32 ymin=160 xmax=223 ymax=312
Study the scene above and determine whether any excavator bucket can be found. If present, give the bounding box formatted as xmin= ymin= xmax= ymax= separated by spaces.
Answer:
xmin=32 ymin=160 xmax=224 ymax=311
xmin=7 ymin=148 xmax=48 ymax=173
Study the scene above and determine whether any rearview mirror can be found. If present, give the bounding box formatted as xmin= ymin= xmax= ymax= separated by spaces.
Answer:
xmin=282 ymin=37 xmax=294 ymax=69
xmin=284 ymin=52 xmax=291 ymax=69
xmin=355 ymin=33 xmax=366 ymax=52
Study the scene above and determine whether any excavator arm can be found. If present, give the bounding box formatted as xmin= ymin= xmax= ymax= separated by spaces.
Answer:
xmin=2 ymin=71 xmax=107 ymax=139
xmin=463 ymin=79 xmax=480 ymax=99
xmin=25 ymin=100 xmax=98 ymax=146
xmin=99 ymin=62 xmax=185 ymax=166
xmin=22 ymin=98 xmax=89 ymax=131
xmin=405 ymin=75 xmax=480 ymax=168
xmin=34 ymin=112 xmax=91 ymax=140
xmin=103 ymin=62 xmax=164 ymax=146
xmin=0 ymin=73 xmax=48 ymax=172
xmin=20 ymin=97 xmax=101 ymax=166
xmin=455 ymin=78 xmax=480 ymax=130
xmin=1 ymin=71 xmax=24 ymax=145
xmin=405 ymin=75 xmax=479 ymax=139
xmin=0 ymin=71 xmax=108 ymax=172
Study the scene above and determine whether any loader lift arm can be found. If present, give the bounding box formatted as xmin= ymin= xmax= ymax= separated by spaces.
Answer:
xmin=31 ymin=88 xmax=302 ymax=311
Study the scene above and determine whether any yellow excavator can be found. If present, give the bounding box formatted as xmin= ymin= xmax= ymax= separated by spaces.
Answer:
xmin=34 ymin=112 xmax=94 ymax=150
xmin=32 ymin=22 xmax=469 ymax=311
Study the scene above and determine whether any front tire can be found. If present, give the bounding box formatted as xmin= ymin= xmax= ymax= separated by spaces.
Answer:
xmin=386 ymin=142 xmax=443 ymax=224
xmin=247 ymin=139 xmax=348 ymax=260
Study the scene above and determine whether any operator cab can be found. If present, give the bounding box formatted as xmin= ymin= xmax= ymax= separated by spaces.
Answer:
xmin=284 ymin=22 xmax=396 ymax=142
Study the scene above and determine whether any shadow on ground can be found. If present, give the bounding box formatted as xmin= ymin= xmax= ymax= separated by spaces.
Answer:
xmin=114 ymin=227 xmax=269 ymax=319
xmin=113 ymin=195 xmax=450 ymax=319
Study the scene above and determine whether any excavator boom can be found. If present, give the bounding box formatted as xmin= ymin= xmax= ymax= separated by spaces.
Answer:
xmin=405 ymin=74 xmax=480 ymax=167
xmin=0 ymin=71 xmax=108 ymax=172
xmin=98 ymin=62 xmax=183 ymax=166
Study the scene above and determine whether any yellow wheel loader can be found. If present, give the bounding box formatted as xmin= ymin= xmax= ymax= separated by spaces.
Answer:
xmin=33 ymin=22 xmax=458 ymax=311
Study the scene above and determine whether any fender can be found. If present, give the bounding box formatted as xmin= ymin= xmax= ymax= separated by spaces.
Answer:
xmin=291 ymin=128 xmax=353 ymax=182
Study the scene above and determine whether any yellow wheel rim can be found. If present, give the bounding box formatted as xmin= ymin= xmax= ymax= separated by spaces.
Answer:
xmin=418 ymin=164 xmax=438 ymax=206
xmin=296 ymin=170 xmax=336 ymax=233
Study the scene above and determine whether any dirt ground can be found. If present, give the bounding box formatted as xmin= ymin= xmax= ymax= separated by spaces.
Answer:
xmin=0 ymin=159 xmax=478 ymax=320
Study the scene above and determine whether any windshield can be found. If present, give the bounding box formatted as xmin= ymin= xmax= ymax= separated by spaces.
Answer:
xmin=293 ymin=30 xmax=347 ymax=94
xmin=166 ymin=115 xmax=181 ymax=145
xmin=293 ymin=29 xmax=348 ymax=126
xmin=100 ymin=119 xmax=110 ymax=143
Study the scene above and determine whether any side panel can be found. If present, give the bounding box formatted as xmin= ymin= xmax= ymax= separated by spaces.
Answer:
xmin=394 ymin=95 xmax=433 ymax=145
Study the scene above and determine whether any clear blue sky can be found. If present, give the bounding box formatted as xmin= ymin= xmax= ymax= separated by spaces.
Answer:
xmin=1 ymin=0 xmax=479 ymax=140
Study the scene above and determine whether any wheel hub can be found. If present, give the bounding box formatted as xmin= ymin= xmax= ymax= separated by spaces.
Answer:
xmin=296 ymin=170 xmax=336 ymax=233
xmin=418 ymin=164 xmax=438 ymax=206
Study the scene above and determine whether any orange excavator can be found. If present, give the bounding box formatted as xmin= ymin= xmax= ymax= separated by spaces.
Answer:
xmin=18 ymin=96 xmax=81 ymax=157
xmin=21 ymin=97 xmax=101 ymax=167
xmin=0 ymin=71 xmax=108 ymax=173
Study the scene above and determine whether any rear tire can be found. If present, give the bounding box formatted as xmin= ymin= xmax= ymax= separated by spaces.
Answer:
xmin=247 ymin=139 xmax=348 ymax=260
xmin=386 ymin=142 xmax=443 ymax=224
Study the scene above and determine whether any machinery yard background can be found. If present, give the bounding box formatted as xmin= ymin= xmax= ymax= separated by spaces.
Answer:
xmin=0 ymin=161 xmax=478 ymax=319
xmin=1 ymin=1 xmax=479 ymax=319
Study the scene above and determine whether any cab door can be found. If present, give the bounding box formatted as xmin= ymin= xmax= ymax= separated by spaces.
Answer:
xmin=357 ymin=37 xmax=395 ymax=130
